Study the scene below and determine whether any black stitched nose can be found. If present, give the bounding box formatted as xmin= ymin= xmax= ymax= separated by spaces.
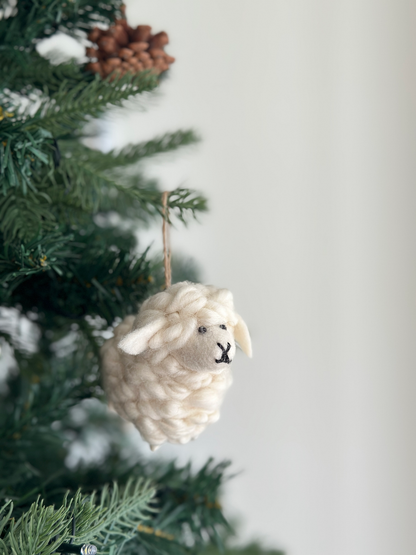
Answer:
xmin=215 ymin=342 xmax=232 ymax=364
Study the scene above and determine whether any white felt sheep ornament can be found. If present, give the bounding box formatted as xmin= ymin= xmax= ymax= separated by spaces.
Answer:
xmin=101 ymin=281 xmax=252 ymax=451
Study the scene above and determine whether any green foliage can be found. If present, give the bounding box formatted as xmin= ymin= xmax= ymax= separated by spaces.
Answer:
xmin=0 ymin=479 xmax=156 ymax=555
xmin=0 ymin=72 xmax=200 ymax=240
xmin=200 ymin=540 xmax=286 ymax=555
xmin=0 ymin=0 xmax=124 ymax=49
xmin=0 ymin=58 xmax=159 ymax=201
xmin=0 ymin=124 xmax=55 ymax=194
xmin=3 ymin=224 xmax=155 ymax=323
xmin=0 ymin=50 xmax=90 ymax=95
xmin=152 ymin=459 xmax=231 ymax=550
xmin=165 ymin=188 xmax=207 ymax=223
xmin=0 ymin=203 xmax=205 ymax=310
xmin=0 ymin=230 xmax=72 ymax=294
xmin=0 ymin=334 xmax=101 ymax=492
xmin=30 ymin=71 xmax=158 ymax=137
xmin=90 ymin=130 xmax=201 ymax=170
xmin=0 ymin=189 xmax=56 ymax=242
xmin=53 ymin=131 xmax=202 ymax=216
xmin=0 ymin=172 xmax=204 ymax=244
xmin=0 ymin=3 xmax=243 ymax=555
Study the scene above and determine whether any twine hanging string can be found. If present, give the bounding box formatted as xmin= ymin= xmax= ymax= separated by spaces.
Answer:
xmin=162 ymin=191 xmax=172 ymax=289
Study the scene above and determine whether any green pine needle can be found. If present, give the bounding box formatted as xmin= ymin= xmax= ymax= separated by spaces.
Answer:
xmin=30 ymin=72 xmax=158 ymax=137
xmin=79 ymin=130 xmax=201 ymax=171
xmin=0 ymin=51 xmax=91 ymax=95
xmin=0 ymin=124 xmax=55 ymax=196
xmin=0 ymin=189 xmax=56 ymax=242
xmin=0 ymin=479 xmax=156 ymax=555
xmin=0 ymin=0 xmax=124 ymax=49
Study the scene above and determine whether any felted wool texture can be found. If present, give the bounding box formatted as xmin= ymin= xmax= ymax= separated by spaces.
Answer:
xmin=101 ymin=281 xmax=252 ymax=451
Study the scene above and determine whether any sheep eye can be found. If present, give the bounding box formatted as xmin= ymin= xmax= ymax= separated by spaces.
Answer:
xmin=219 ymin=324 xmax=227 ymax=330
xmin=198 ymin=326 xmax=207 ymax=334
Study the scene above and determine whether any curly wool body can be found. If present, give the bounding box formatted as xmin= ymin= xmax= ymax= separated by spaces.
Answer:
xmin=101 ymin=282 xmax=252 ymax=451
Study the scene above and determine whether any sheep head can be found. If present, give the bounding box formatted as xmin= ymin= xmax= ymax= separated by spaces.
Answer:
xmin=118 ymin=281 xmax=252 ymax=371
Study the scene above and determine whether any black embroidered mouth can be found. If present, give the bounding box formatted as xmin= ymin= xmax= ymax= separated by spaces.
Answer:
xmin=215 ymin=342 xmax=232 ymax=364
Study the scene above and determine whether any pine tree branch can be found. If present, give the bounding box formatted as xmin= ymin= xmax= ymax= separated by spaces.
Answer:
xmin=0 ymin=341 xmax=104 ymax=493
xmin=28 ymin=72 xmax=158 ymax=137
xmin=0 ymin=0 xmax=124 ymax=49
xmin=152 ymin=459 xmax=232 ymax=550
xmin=53 ymin=151 xmax=207 ymax=222
xmin=0 ymin=353 xmax=95 ymax=446
xmin=165 ymin=188 xmax=208 ymax=223
xmin=0 ymin=479 xmax=156 ymax=555
xmin=6 ymin=497 xmax=75 ymax=555
xmin=83 ymin=479 xmax=156 ymax=551
xmin=1 ymin=224 xmax=156 ymax=323
xmin=200 ymin=539 xmax=286 ymax=555
xmin=67 ymin=130 xmax=200 ymax=172
xmin=0 ymin=123 xmax=55 ymax=196
xmin=0 ymin=189 xmax=56 ymax=242
xmin=0 ymin=50 xmax=92 ymax=94
xmin=53 ymin=153 xmax=158 ymax=214
xmin=127 ymin=531 xmax=185 ymax=555
xmin=0 ymin=230 xmax=73 ymax=296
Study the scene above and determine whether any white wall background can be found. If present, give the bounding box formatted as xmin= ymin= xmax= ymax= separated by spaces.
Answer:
xmin=103 ymin=2 xmax=416 ymax=555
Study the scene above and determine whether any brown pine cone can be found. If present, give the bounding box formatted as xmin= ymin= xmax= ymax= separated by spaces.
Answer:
xmin=86 ymin=18 xmax=174 ymax=79
xmin=97 ymin=36 xmax=119 ymax=55
xmin=128 ymin=42 xmax=149 ymax=53
xmin=137 ymin=51 xmax=150 ymax=62
xmin=119 ymin=48 xmax=134 ymax=60
xmin=148 ymin=48 xmax=165 ymax=59
xmin=88 ymin=27 xmax=102 ymax=42
xmin=149 ymin=31 xmax=169 ymax=49
xmin=85 ymin=47 xmax=99 ymax=59
xmin=114 ymin=18 xmax=129 ymax=29
xmin=130 ymin=59 xmax=144 ymax=72
xmin=105 ymin=57 xmax=122 ymax=68
xmin=142 ymin=58 xmax=154 ymax=70
xmin=153 ymin=58 xmax=169 ymax=74
xmin=86 ymin=61 xmax=102 ymax=75
xmin=132 ymin=25 xmax=152 ymax=42
xmin=106 ymin=24 xmax=129 ymax=47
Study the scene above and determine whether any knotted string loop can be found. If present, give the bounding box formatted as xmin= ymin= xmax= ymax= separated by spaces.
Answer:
xmin=162 ymin=191 xmax=171 ymax=289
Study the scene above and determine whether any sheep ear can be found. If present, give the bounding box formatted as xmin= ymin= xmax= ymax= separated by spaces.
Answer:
xmin=234 ymin=314 xmax=252 ymax=358
xmin=118 ymin=318 xmax=165 ymax=355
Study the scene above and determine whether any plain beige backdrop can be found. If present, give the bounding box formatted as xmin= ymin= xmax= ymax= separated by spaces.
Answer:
xmin=41 ymin=2 xmax=416 ymax=554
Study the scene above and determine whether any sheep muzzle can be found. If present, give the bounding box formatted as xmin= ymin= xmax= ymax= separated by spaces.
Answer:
xmin=215 ymin=342 xmax=232 ymax=364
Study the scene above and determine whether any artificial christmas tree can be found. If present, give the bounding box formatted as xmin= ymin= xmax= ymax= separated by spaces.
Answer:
xmin=0 ymin=2 xmax=285 ymax=554
xmin=0 ymin=1 xmax=235 ymax=554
